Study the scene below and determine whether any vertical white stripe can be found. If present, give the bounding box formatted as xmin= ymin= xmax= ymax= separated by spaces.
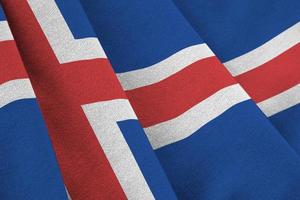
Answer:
xmin=82 ymin=99 xmax=155 ymax=200
xmin=27 ymin=0 xmax=106 ymax=63
xmin=64 ymin=186 xmax=72 ymax=200
xmin=0 ymin=21 xmax=14 ymax=41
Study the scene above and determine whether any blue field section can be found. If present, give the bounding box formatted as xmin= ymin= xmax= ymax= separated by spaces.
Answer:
xmin=270 ymin=104 xmax=300 ymax=155
xmin=55 ymin=0 xmax=96 ymax=38
xmin=0 ymin=99 xmax=67 ymax=200
xmin=155 ymin=100 xmax=300 ymax=200
xmin=80 ymin=0 xmax=203 ymax=73
xmin=118 ymin=120 xmax=177 ymax=200
xmin=0 ymin=5 xmax=6 ymax=20
xmin=173 ymin=0 xmax=300 ymax=61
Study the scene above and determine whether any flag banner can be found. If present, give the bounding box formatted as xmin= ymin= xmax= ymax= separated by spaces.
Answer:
xmin=1 ymin=1 xmax=176 ymax=199
xmin=1 ymin=0 xmax=300 ymax=199
xmin=80 ymin=0 xmax=300 ymax=199
xmin=0 ymin=5 xmax=67 ymax=200
xmin=173 ymin=0 xmax=300 ymax=154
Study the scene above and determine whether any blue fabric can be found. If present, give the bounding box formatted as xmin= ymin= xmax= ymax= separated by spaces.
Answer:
xmin=173 ymin=0 xmax=300 ymax=61
xmin=270 ymin=104 xmax=300 ymax=154
xmin=55 ymin=0 xmax=96 ymax=38
xmin=156 ymin=100 xmax=300 ymax=200
xmin=118 ymin=120 xmax=177 ymax=200
xmin=172 ymin=0 xmax=300 ymax=159
xmin=0 ymin=5 xmax=6 ymax=20
xmin=81 ymin=1 xmax=300 ymax=199
xmin=0 ymin=99 xmax=67 ymax=200
xmin=80 ymin=0 xmax=202 ymax=73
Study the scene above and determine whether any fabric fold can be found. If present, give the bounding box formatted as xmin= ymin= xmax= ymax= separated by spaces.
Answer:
xmin=1 ymin=0 xmax=177 ymax=199
xmin=80 ymin=0 xmax=300 ymax=199
xmin=0 ymin=4 xmax=68 ymax=200
xmin=173 ymin=0 xmax=300 ymax=154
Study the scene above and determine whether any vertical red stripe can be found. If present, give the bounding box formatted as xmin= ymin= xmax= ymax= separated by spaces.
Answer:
xmin=2 ymin=1 xmax=127 ymax=199
xmin=0 ymin=40 xmax=28 ymax=83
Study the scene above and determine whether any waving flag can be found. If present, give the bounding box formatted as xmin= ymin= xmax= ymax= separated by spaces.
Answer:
xmin=80 ymin=0 xmax=300 ymax=199
xmin=0 ymin=5 xmax=67 ymax=200
xmin=173 ymin=0 xmax=300 ymax=154
xmin=1 ymin=0 xmax=176 ymax=199
xmin=1 ymin=0 xmax=300 ymax=199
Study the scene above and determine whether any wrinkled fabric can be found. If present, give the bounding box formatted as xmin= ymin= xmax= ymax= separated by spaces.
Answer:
xmin=1 ymin=0 xmax=299 ymax=200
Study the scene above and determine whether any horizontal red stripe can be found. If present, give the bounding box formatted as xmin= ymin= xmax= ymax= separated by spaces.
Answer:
xmin=31 ymin=58 xmax=127 ymax=105
xmin=0 ymin=40 xmax=28 ymax=84
xmin=3 ymin=1 xmax=127 ymax=199
xmin=236 ymin=43 xmax=300 ymax=102
xmin=126 ymin=57 xmax=236 ymax=127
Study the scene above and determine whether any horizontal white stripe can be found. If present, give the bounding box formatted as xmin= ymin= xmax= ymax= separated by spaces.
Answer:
xmin=117 ymin=44 xmax=214 ymax=90
xmin=224 ymin=22 xmax=300 ymax=76
xmin=257 ymin=84 xmax=300 ymax=117
xmin=0 ymin=21 xmax=13 ymax=41
xmin=28 ymin=0 xmax=107 ymax=64
xmin=144 ymin=84 xmax=250 ymax=149
xmin=82 ymin=99 xmax=154 ymax=200
xmin=0 ymin=79 xmax=35 ymax=108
